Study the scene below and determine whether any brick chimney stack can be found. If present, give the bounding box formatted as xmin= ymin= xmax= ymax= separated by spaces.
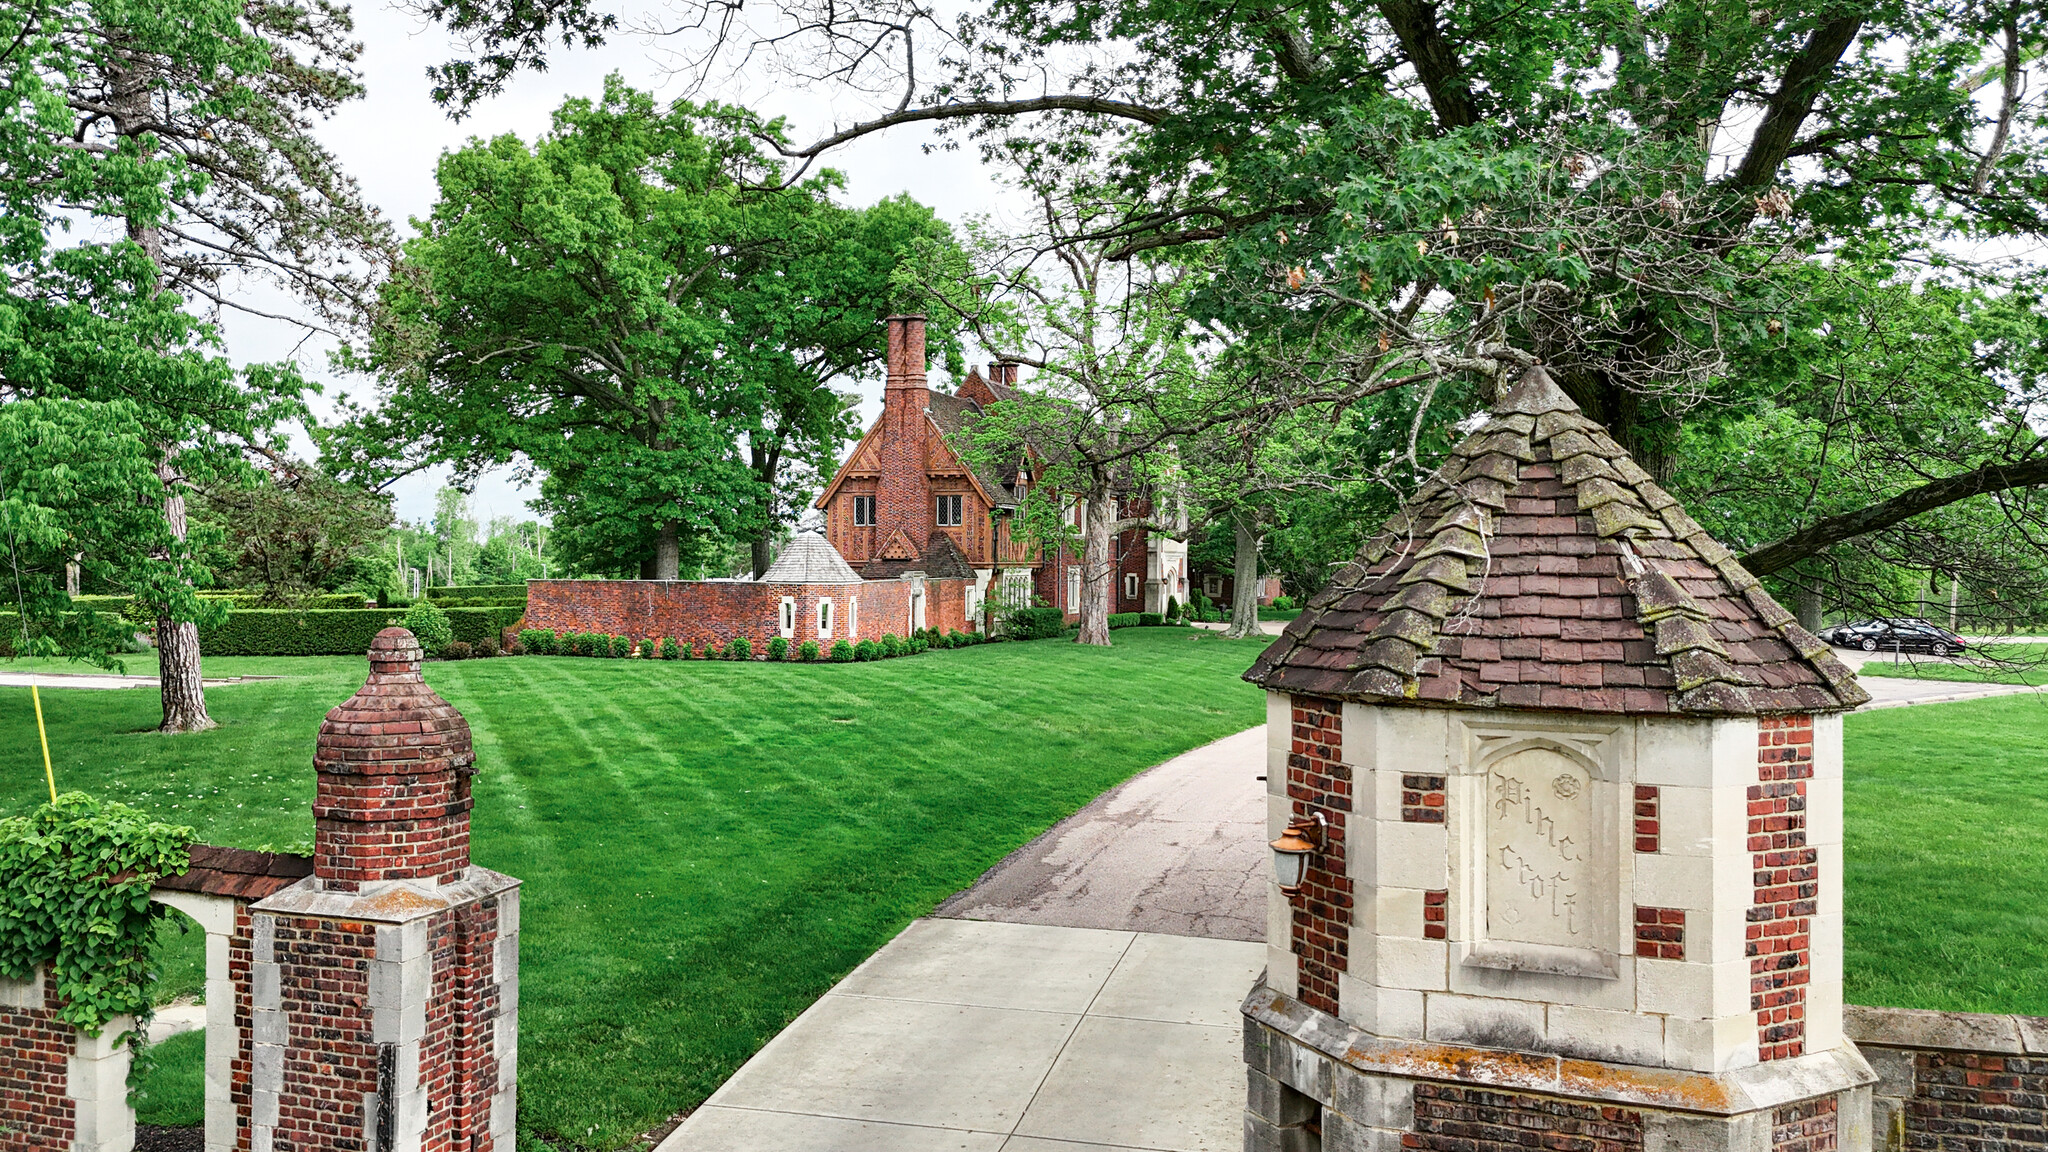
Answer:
xmin=312 ymin=626 xmax=476 ymax=891
xmin=883 ymin=314 xmax=930 ymax=441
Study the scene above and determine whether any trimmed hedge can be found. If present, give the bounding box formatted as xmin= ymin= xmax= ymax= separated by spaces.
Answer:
xmin=197 ymin=609 xmax=404 ymax=656
xmin=1108 ymin=612 xmax=1140 ymax=629
xmin=1004 ymin=606 xmax=1066 ymax=640
xmin=445 ymin=607 xmax=525 ymax=647
xmin=426 ymin=584 xmax=526 ymax=601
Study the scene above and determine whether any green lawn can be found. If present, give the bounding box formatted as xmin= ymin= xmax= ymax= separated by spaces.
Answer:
xmin=9 ymin=637 xmax=2047 ymax=1143
xmin=2 ymin=629 xmax=1272 ymax=1148
xmin=1851 ymin=642 xmax=2046 ymax=686
xmin=1842 ymin=694 xmax=2048 ymax=1014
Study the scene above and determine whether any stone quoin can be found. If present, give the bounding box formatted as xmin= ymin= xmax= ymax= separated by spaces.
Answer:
xmin=1239 ymin=365 xmax=1876 ymax=1152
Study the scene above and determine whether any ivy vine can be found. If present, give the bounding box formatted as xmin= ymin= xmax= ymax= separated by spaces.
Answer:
xmin=0 ymin=793 xmax=194 ymax=1034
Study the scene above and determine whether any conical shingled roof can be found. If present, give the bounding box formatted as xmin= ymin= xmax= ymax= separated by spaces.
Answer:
xmin=1245 ymin=367 xmax=1869 ymax=716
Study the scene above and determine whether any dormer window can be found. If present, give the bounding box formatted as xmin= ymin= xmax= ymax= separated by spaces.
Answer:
xmin=853 ymin=495 xmax=875 ymax=526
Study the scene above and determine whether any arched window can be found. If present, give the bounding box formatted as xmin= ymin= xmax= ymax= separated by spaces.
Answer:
xmin=818 ymin=598 xmax=834 ymax=637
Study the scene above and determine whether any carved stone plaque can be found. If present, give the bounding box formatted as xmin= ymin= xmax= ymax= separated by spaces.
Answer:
xmin=1486 ymin=747 xmax=1594 ymax=950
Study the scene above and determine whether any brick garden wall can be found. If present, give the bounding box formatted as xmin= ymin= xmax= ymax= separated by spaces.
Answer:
xmin=1408 ymin=1085 xmax=1645 ymax=1152
xmin=1286 ymin=696 xmax=1352 ymax=1016
xmin=525 ymin=577 xmax=968 ymax=651
xmin=1849 ymin=1006 xmax=2048 ymax=1152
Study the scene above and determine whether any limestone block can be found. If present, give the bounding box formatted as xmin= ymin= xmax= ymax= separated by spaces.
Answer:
xmin=1372 ymin=936 xmax=1449 ymax=992
xmin=1245 ymin=1111 xmax=1320 ymax=1152
xmin=1814 ymin=844 xmax=1844 ymax=917
xmin=1248 ymin=1068 xmax=1320 ymax=1126
xmin=1653 ymin=785 xmax=1716 ymax=857
xmin=1244 ymin=1019 xmax=1275 ymax=1078
xmin=1268 ymin=791 xmax=1295 ymax=838
xmin=1811 ymin=715 xmax=1844 ymax=780
xmin=1839 ymin=1084 xmax=1873 ymax=1152
xmin=1448 ymin=952 xmax=1636 ymax=1012
xmin=1322 ymin=1112 xmax=1405 ymax=1152
xmin=1858 ymin=1046 xmax=1915 ymax=1099
xmin=1267 ymin=941 xmax=1300 ymax=998
xmin=0 ymin=969 xmax=42 ymax=1008
xmin=375 ymin=919 xmax=430 ymax=964
xmin=1423 ymin=991 xmax=1546 ymax=1050
xmin=1269 ymin=1032 xmax=1335 ymax=1102
xmin=499 ymin=889 xmax=521 ymax=936
xmin=1639 ymin=957 xmax=1749 ymax=1020
xmin=251 ymin=959 xmax=280 ymax=1010
xmin=1331 ymin=1068 xmax=1417 ymax=1131
xmin=1268 ymin=693 xmax=1292 ymax=780
xmin=1371 ymin=822 xmax=1449 ymax=890
xmin=68 ymin=1015 xmax=135 ymax=1152
xmin=1336 ymin=975 xmax=1424 ymax=1039
xmin=1636 ymin=717 xmax=1751 ymax=789
xmin=1634 ymin=852 xmax=1716 ymax=911
xmin=1377 ymin=887 xmax=1426 ymax=939
xmin=1664 ymin=1013 xmax=1759 ymax=1073
xmin=1645 ymin=1110 xmax=1770 ymax=1152
xmin=251 ymin=913 xmax=275 ymax=964
xmin=1546 ymin=1003 xmax=1665 ymax=1066
xmin=1804 ymin=776 xmax=1843 ymax=848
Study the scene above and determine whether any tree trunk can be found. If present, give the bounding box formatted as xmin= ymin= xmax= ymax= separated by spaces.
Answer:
xmin=154 ymin=461 xmax=214 ymax=732
xmin=654 ymin=521 xmax=680 ymax=580
xmin=1075 ymin=497 xmax=1114 ymax=646
xmin=1794 ymin=584 xmax=1822 ymax=632
xmin=750 ymin=534 xmax=771 ymax=579
xmin=1222 ymin=514 xmax=1264 ymax=639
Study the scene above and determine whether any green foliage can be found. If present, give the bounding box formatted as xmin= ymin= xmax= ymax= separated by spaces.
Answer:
xmin=766 ymin=637 xmax=788 ymax=661
xmin=0 ymin=794 xmax=195 ymax=1034
xmin=1107 ymin=612 xmax=1139 ymax=629
xmin=852 ymin=638 xmax=879 ymax=661
xmin=829 ymin=639 xmax=855 ymax=663
xmin=444 ymin=641 xmax=473 ymax=660
xmin=1164 ymin=597 xmax=1179 ymax=620
xmin=638 ymin=638 xmax=656 ymax=659
xmin=607 ymin=635 xmax=631 ymax=659
xmin=402 ymin=601 xmax=454 ymax=655
xmin=678 ymin=641 xmax=694 ymax=660
xmin=1271 ymin=595 xmax=1295 ymax=611
xmin=427 ymin=585 xmax=529 ymax=605
xmin=191 ymin=465 xmax=394 ymax=605
xmin=338 ymin=78 xmax=959 ymax=577
xmin=880 ymin=633 xmax=903 ymax=657
xmin=724 ymin=636 xmax=752 ymax=661
xmin=520 ymin=629 xmax=558 ymax=655
xmin=199 ymin=609 xmax=403 ymax=657
xmin=1138 ymin=612 xmax=1164 ymax=627
xmin=1003 ymin=607 xmax=1066 ymax=640
xmin=799 ymin=640 xmax=820 ymax=662
xmin=661 ymin=637 xmax=680 ymax=660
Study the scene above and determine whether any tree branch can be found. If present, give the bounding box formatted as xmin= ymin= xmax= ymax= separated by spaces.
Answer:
xmin=779 ymin=95 xmax=1170 ymax=159
xmin=1739 ymin=455 xmax=2048 ymax=576
xmin=1729 ymin=15 xmax=1864 ymax=189
xmin=1376 ymin=0 xmax=1478 ymax=129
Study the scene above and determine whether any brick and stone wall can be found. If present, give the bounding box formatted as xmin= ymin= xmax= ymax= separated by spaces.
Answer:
xmin=1285 ymin=696 xmax=1352 ymax=1016
xmin=1409 ymin=1085 xmax=1644 ymax=1152
xmin=1753 ymin=714 xmax=1818 ymax=1061
xmin=0 ymin=970 xmax=132 ymax=1152
xmin=525 ymin=575 xmax=968 ymax=651
xmin=1848 ymin=1005 xmax=2048 ymax=1152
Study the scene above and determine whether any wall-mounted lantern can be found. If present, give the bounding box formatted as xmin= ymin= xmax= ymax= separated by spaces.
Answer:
xmin=1269 ymin=811 xmax=1327 ymax=898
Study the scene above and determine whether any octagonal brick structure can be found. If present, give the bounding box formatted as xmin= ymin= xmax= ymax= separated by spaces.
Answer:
xmin=1238 ymin=368 xmax=1875 ymax=1152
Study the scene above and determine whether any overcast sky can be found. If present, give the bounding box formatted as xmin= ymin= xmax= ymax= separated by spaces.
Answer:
xmin=228 ymin=1 xmax=1019 ymax=526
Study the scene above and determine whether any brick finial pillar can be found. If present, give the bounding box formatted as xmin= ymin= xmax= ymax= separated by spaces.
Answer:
xmin=313 ymin=627 xmax=476 ymax=892
xmin=251 ymin=629 xmax=520 ymax=1152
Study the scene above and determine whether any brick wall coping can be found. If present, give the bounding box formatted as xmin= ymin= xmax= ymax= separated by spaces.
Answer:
xmin=153 ymin=844 xmax=313 ymax=901
xmin=1844 ymin=1004 xmax=2048 ymax=1055
xmin=1243 ymin=981 xmax=1875 ymax=1117
xmin=250 ymin=866 xmax=519 ymax=925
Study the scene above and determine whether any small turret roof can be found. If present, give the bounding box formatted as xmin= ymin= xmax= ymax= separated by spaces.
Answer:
xmin=1245 ymin=367 xmax=1868 ymax=716
xmin=760 ymin=532 xmax=864 ymax=584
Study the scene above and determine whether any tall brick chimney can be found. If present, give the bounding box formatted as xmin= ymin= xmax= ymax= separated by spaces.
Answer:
xmin=873 ymin=315 xmax=934 ymax=568
xmin=312 ymin=626 xmax=476 ymax=891
xmin=884 ymin=314 xmax=930 ymax=437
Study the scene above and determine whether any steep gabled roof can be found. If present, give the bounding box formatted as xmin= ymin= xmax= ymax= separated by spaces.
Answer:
xmin=761 ymin=532 xmax=864 ymax=584
xmin=1245 ymin=367 xmax=1869 ymax=716
xmin=927 ymin=391 xmax=1023 ymax=506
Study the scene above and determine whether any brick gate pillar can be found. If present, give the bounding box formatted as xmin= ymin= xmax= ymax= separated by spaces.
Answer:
xmin=248 ymin=628 xmax=519 ymax=1152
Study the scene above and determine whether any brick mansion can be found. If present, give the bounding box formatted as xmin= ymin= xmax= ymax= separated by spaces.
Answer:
xmin=522 ymin=314 xmax=1188 ymax=647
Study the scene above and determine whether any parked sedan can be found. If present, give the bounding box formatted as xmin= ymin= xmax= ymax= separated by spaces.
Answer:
xmin=1818 ymin=618 xmax=1968 ymax=657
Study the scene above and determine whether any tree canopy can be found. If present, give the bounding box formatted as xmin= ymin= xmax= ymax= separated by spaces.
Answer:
xmin=337 ymin=78 xmax=957 ymax=578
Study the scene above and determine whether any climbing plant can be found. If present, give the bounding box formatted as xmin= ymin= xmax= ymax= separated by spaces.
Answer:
xmin=0 ymin=794 xmax=194 ymax=1034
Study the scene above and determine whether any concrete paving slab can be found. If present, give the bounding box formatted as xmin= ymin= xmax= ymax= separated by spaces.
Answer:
xmin=935 ymin=726 xmax=1268 ymax=941
xmin=834 ymin=919 xmax=1135 ymax=1014
xmin=147 ymin=1003 xmax=206 ymax=1045
xmin=1854 ymin=676 xmax=2040 ymax=709
xmin=663 ymin=1107 xmax=1006 ymax=1151
xmin=704 ymin=994 xmax=1080 ymax=1132
xmin=657 ymin=920 xmax=1265 ymax=1152
xmin=1012 ymin=1015 xmax=1244 ymax=1152
xmin=1089 ymin=933 xmax=1269 ymax=1028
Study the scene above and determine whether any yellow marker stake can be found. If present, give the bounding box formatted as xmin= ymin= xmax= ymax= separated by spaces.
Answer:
xmin=31 ymin=684 xmax=56 ymax=803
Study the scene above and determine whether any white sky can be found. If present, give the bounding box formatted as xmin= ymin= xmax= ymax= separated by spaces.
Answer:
xmin=226 ymin=1 xmax=1021 ymax=525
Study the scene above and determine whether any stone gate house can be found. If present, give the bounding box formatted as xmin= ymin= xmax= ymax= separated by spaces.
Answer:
xmin=0 ymin=628 xmax=518 ymax=1152
xmin=1238 ymin=366 xmax=2048 ymax=1152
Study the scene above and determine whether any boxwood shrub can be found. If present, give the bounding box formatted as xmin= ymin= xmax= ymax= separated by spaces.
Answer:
xmin=1004 ymin=606 xmax=1065 ymax=640
xmin=1138 ymin=612 xmax=1163 ymax=627
xmin=519 ymin=629 xmax=557 ymax=655
xmin=638 ymin=638 xmax=656 ymax=659
xmin=1108 ymin=612 xmax=1140 ymax=629
xmin=607 ymin=634 xmax=631 ymax=658
xmin=767 ymin=637 xmax=788 ymax=661
xmin=725 ymin=636 xmax=752 ymax=660
xmin=197 ymin=609 xmax=405 ymax=656
xmin=830 ymin=639 xmax=855 ymax=663
xmin=660 ymin=637 xmax=680 ymax=660
xmin=880 ymin=633 xmax=903 ymax=657
xmin=799 ymin=640 xmax=820 ymax=662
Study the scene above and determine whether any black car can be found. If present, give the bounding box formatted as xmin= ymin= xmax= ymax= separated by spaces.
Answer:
xmin=1817 ymin=618 xmax=1968 ymax=657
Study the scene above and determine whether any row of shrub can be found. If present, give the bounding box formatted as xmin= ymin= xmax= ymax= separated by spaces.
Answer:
xmin=66 ymin=592 xmax=373 ymax=615
xmin=515 ymin=624 xmax=997 ymax=664
xmin=196 ymin=604 xmax=523 ymax=657
xmin=425 ymin=585 xmax=528 ymax=608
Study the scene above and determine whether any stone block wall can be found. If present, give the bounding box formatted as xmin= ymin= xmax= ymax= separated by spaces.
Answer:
xmin=0 ymin=971 xmax=132 ymax=1152
xmin=1847 ymin=1005 xmax=2048 ymax=1152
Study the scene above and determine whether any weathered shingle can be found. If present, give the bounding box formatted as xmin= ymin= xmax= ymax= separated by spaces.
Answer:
xmin=1245 ymin=366 xmax=1869 ymax=716
xmin=761 ymin=532 xmax=864 ymax=584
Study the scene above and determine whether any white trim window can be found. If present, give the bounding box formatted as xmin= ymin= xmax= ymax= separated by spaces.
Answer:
xmin=818 ymin=598 xmax=834 ymax=637
xmin=1204 ymin=573 xmax=1223 ymax=598
xmin=779 ymin=597 xmax=796 ymax=639
xmin=1066 ymin=566 xmax=1081 ymax=610
xmin=852 ymin=494 xmax=876 ymax=526
xmin=1124 ymin=573 xmax=1139 ymax=601
xmin=935 ymin=493 xmax=963 ymax=526
xmin=849 ymin=596 xmax=860 ymax=639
